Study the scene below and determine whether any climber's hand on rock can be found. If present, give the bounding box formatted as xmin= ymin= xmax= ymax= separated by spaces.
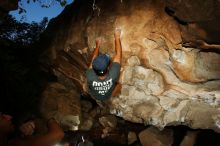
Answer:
xmin=96 ymin=37 xmax=102 ymax=47
xmin=114 ymin=28 xmax=121 ymax=39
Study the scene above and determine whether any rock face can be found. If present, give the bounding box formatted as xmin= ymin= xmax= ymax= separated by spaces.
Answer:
xmin=40 ymin=0 xmax=220 ymax=132
xmin=165 ymin=0 xmax=220 ymax=46
xmin=40 ymin=82 xmax=81 ymax=130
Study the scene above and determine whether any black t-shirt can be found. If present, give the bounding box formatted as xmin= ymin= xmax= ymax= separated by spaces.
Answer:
xmin=86 ymin=62 xmax=121 ymax=101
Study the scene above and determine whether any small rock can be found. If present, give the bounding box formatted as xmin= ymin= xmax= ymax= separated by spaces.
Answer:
xmin=128 ymin=131 xmax=137 ymax=145
xmin=79 ymin=118 xmax=93 ymax=131
xmin=180 ymin=131 xmax=198 ymax=146
xmin=99 ymin=115 xmax=117 ymax=128
xmin=139 ymin=127 xmax=173 ymax=146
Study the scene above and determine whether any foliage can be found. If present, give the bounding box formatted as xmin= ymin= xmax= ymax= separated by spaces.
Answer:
xmin=18 ymin=0 xmax=68 ymax=11
xmin=0 ymin=15 xmax=51 ymax=117
xmin=0 ymin=15 xmax=48 ymax=45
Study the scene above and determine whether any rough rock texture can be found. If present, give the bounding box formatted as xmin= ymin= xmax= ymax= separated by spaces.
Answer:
xmin=139 ymin=127 xmax=173 ymax=146
xmin=99 ymin=115 xmax=117 ymax=138
xmin=40 ymin=82 xmax=81 ymax=130
xmin=165 ymin=0 xmax=220 ymax=47
xmin=180 ymin=131 xmax=198 ymax=146
xmin=128 ymin=131 xmax=137 ymax=145
xmin=40 ymin=0 xmax=220 ymax=132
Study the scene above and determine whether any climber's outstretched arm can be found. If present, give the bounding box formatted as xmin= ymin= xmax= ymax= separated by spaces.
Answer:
xmin=89 ymin=38 xmax=101 ymax=68
xmin=113 ymin=28 xmax=122 ymax=64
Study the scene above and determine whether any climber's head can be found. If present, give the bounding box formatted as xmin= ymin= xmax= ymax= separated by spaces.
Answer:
xmin=92 ymin=54 xmax=110 ymax=76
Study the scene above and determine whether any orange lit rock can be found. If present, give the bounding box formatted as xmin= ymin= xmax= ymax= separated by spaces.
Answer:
xmin=40 ymin=0 xmax=220 ymax=132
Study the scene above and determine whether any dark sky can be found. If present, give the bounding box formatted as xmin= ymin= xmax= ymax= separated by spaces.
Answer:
xmin=9 ymin=0 xmax=73 ymax=23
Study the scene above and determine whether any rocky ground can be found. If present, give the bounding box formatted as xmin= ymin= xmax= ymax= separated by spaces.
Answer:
xmin=38 ymin=82 xmax=220 ymax=146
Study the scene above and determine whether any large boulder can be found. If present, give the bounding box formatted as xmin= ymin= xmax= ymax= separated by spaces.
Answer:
xmin=40 ymin=0 xmax=220 ymax=132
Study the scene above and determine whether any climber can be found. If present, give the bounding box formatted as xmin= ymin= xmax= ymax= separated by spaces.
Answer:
xmin=0 ymin=112 xmax=64 ymax=146
xmin=86 ymin=28 xmax=122 ymax=102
